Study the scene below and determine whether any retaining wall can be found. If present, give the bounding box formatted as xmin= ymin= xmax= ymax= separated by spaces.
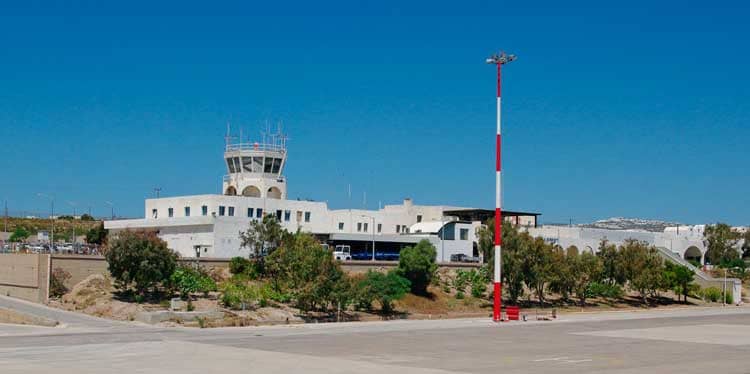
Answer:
xmin=0 ymin=254 xmax=50 ymax=303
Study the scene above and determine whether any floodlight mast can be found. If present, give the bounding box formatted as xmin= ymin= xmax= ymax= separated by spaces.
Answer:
xmin=486 ymin=51 xmax=516 ymax=322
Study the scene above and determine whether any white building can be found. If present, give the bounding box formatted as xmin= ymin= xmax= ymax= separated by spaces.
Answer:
xmin=105 ymin=132 xmax=540 ymax=260
xmin=527 ymin=224 xmax=748 ymax=265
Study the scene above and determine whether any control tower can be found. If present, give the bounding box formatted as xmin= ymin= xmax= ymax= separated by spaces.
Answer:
xmin=222 ymin=127 xmax=288 ymax=199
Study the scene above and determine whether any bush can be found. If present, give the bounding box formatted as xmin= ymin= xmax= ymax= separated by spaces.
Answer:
xmin=586 ymin=282 xmax=624 ymax=299
xmin=170 ymin=266 xmax=217 ymax=299
xmin=470 ymin=277 xmax=488 ymax=298
xmin=229 ymin=257 xmax=252 ymax=275
xmin=355 ymin=270 xmax=410 ymax=313
xmin=105 ymin=230 xmax=178 ymax=295
xmin=455 ymin=291 xmax=465 ymax=299
xmin=50 ymin=267 xmax=72 ymax=298
xmin=398 ymin=240 xmax=438 ymax=295
xmin=698 ymin=287 xmax=734 ymax=304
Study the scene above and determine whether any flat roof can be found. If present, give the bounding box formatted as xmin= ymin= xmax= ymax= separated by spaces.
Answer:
xmin=443 ymin=209 xmax=541 ymax=222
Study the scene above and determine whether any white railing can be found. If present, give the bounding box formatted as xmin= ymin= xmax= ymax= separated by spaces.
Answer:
xmin=225 ymin=142 xmax=286 ymax=153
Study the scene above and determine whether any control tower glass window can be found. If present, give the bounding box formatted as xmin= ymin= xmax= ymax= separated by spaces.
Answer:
xmin=252 ymin=157 xmax=263 ymax=172
xmin=242 ymin=157 xmax=253 ymax=172
xmin=264 ymin=158 xmax=274 ymax=173
xmin=272 ymin=158 xmax=282 ymax=174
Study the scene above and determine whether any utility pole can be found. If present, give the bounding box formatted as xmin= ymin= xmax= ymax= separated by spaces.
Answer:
xmin=3 ymin=200 xmax=7 ymax=235
xmin=486 ymin=51 xmax=516 ymax=322
xmin=68 ymin=201 xmax=77 ymax=246
xmin=361 ymin=215 xmax=375 ymax=261
xmin=105 ymin=201 xmax=114 ymax=220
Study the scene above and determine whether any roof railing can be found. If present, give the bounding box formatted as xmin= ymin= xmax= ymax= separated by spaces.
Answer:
xmin=225 ymin=142 xmax=286 ymax=153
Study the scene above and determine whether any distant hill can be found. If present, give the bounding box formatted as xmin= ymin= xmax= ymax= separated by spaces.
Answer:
xmin=579 ymin=217 xmax=681 ymax=232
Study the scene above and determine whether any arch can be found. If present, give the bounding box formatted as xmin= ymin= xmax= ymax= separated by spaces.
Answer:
xmin=242 ymin=185 xmax=261 ymax=197
xmin=583 ymin=246 xmax=594 ymax=254
xmin=566 ymin=245 xmax=579 ymax=257
xmin=266 ymin=186 xmax=282 ymax=199
xmin=225 ymin=186 xmax=237 ymax=196
xmin=684 ymin=246 xmax=702 ymax=265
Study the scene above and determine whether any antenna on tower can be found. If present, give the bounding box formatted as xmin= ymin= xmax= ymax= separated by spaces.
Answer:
xmin=225 ymin=122 xmax=232 ymax=147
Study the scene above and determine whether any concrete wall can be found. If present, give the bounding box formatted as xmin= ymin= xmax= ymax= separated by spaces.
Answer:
xmin=0 ymin=254 xmax=50 ymax=303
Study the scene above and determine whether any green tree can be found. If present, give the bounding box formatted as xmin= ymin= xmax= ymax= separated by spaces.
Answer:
xmin=239 ymin=214 xmax=285 ymax=256
xmin=105 ymin=230 xmax=178 ymax=296
xmin=620 ymin=240 xmax=664 ymax=301
xmin=479 ymin=219 xmax=526 ymax=304
xmin=355 ymin=270 xmax=410 ymax=313
xmin=397 ymin=239 xmax=438 ymax=295
xmin=597 ymin=239 xmax=625 ymax=286
xmin=572 ymin=252 xmax=603 ymax=306
xmin=663 ymin=262 xmax=695 ymax=303
xmin=85 ymin=222 xmax=107 ymax=245
xmin=549 ymin=247 xmax=574 ymax=301
xmin=703 ymin=223 xmax=741 ymax=266
xmin=9 ymin=226 xmax=30 ymax=242
xmin=523 ymin=237 xmax=555 ymax=305
xmin=264 ymin=232 xmax=345 ymax=311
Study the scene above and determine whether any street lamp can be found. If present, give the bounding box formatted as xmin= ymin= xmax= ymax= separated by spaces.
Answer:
xmin=486 ymin=50 xmax=516 ymax=322
xmin=105 ymin=201 xmax=115 ymax=220
xmin=37 ymin=193 xmax=55 ymax=249
xmin=361 ymin=215 xmax=376 ymax=261
xmin=68 ymin=201 xmax=77 ymax=247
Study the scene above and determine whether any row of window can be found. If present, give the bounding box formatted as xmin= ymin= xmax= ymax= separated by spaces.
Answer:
xmin=226 ymin=156 xmax=283 ymax=174
xmin=154 ymin=205 xmax=311 ymax=223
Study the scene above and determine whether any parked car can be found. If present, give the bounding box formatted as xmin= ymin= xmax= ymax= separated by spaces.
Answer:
xmin=450 ymin=254 xmax=481 ymax=263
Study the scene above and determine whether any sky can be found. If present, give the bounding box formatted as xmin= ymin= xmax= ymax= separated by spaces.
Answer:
xmin=0 ymin=1 xmax=748 ymax=225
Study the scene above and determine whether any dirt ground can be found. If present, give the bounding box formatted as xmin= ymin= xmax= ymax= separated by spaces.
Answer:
xmin=49 ymin=271 xmax=720 ymax=328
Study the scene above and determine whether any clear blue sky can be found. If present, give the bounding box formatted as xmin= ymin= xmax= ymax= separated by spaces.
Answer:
xmin=1 ymin=1 xmax=748 ymax=225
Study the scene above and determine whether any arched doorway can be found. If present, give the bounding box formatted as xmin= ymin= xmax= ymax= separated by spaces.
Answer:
xmin=267 ymin=187 xmax=282 ymax=199
xmin=566 ymin=245 xmax=579 ymax=257
xmin=225 ymin=186 xmax=237 ymax=196
xmin=583 ymin=246 xmax=594 ymax=254
xmin=684 ymin=246 xmax=702 ymax=266
xmin=242 ymin=185 xmax=261 ymax=197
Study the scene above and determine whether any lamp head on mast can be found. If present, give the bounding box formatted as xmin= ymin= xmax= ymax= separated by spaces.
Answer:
xmin=485 ymin=51 xmax=517 ymax=65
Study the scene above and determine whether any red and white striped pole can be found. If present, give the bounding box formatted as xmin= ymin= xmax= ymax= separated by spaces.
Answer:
xmin=486 ymin=51 xmax=515 ymax=322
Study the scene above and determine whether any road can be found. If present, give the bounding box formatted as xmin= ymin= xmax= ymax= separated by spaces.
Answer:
xmin=1 ymin=297 xmax=750 ymax=373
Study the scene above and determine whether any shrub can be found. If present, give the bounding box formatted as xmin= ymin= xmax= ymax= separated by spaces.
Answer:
xmin=455 ymin=291 xmax=465 ymax=299
xmin=470 ymin=277 xmax=487 ymax=298
xmin=586 ymin=282 xmax=624 ymax=299
xmin=49 ymin=267 xmax=72 ymax=298
xmin=170 ymin=266 xmax=217 ymax=299
xmin=229 ymin=257 xmax=252 ymax=275
xmin=700 ymin=287 xmax=723 ymax=303
xmin=105 ymin=230 xmax=178 ymax=295
xmin=398 ymin=239 xmax=438 ymax=295
xmin=355 ymin=270 xmax=410 ymax=313
xmin=220 ymin=281 xmax=269 ymax=310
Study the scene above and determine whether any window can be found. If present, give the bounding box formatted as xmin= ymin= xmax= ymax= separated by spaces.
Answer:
xmin=152 ymin=209 xmax=158 ymax=219
xmin=168 ymin=208 xmax=174 ymax=218
xmin=201 ymin=205 xmax=208 ymax=216
xmin=402 ymin=225 xmax=410 ymax=234
xmin=304 ymin=211 xmax=311 ymax=222
xmin=218 ymin=206 xmax=226 ymax=216
xmin=357 ymin=222 xmax=362 ymax=232
xmin=276 ymin=210 xmax=282 ymax=221
xmin=396 ymin=225 xmax=401 ymax=233
xmin=271 ymin=158 xmax=282 ymax=174
xmin=228 ymin=206 xmax=235 ymax=217
xmin=242 ymin=157 xmax=253 ymax=172
xmin=460 ymin=228 xmax=469 ymax=240
xmin=184 ymin=207 xmax=190 ymax=217
xmin=363 ymin=223 xmax=368 ymax=232
xmin=338 ymin=222 xmax=344 ymax=230
xmin=296 ymin=211 xmax=303 ymax=222
xmin=256 ymin=208 xmax=263 ymax=218
xmin=264 ymin=157 xmax=274 ymax=173
xmin=440 ymin=223 xmax=455 ymax=240
xmin=417 ymin=215 xmax=423 ymax=223
xmin=247 ymin=208 xmax=254 ymax=218
xmin=284 ymin=210 xmax=291 ymax=222
xmin=377 ymin=223 xmax=382 ymax=233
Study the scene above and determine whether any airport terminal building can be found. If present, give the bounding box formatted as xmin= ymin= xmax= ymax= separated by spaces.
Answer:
xmin=105 ymin=133 xmax=539 ymax=260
